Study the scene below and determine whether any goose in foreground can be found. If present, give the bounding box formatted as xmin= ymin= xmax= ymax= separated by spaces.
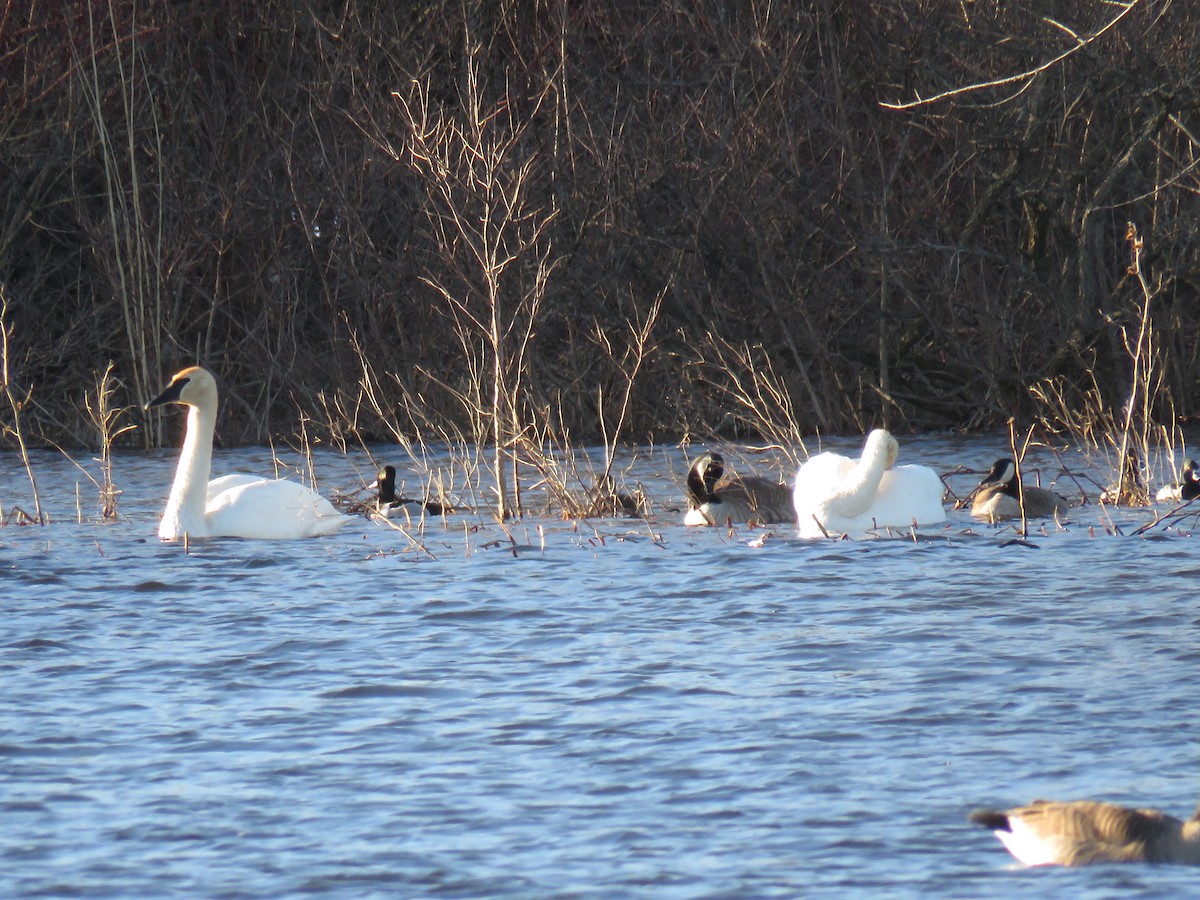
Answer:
xmin=792 ymin=429 xmax=945 ymax=537
xmin=146 ymin=366 xmax=351 ymax=540
xmin=969 ymin=798 xmax=1200 ymax=866
xmin=971 ymin=458 xmax=1068 ymax=521
xmin=1156 ymin=459 xmax=1200 ymax=503
xmin=375 ymin=465 xmax=448 ymax=517
xmin=683 ymin=451 xmax=791 ymax=525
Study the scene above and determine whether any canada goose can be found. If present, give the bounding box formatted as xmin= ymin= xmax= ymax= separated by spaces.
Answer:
xmin=1156 ymin=459 xmax=1200 ymax=503
xmin=587 ymin=474 xmax=646 ymax=517
xmin=969 ymin=798 xmax=1200 ymax=866
xmin=375 ymin=465 xmax=449 ymax=517
xmin=792 ymin=429 xmax=945 ymax=537
xmin=971 ymin=458 xmax=1068 ymax=521
xmin=146 ymin=366 xmax=351 ymax=540
xmin=683 ymin=451 xmax=791 ymax=525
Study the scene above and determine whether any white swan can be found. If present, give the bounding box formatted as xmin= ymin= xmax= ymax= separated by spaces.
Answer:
xmin=969 ymin=798 xmax=1200 ymax=866
xmin=146 ymin=366 xmax=352 ymax=540
xmin=792 ymin=429 xmax=945 ymax=537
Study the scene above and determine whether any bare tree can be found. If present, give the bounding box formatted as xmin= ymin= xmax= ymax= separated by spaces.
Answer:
xmin=387 ymin=34 xmax=559 ymax=520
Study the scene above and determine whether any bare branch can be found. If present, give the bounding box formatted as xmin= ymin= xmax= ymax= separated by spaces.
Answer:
xmin=881 ymin=1 xmax=1140 ymax=110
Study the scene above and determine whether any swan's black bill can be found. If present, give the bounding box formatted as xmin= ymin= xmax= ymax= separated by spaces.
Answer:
xmin=145 ymin=376 xmax=190 ymax=410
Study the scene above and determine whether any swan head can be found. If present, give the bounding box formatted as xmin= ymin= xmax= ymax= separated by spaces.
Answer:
xmin=145 ymin=366 xmax=218 ymax=411
xmin=864 ymin=429 xmax=900 ymax=469
xmin=687 ymin=452 xmax=726 ymax=503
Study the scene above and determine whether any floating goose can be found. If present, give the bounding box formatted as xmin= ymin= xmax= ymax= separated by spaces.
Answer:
xmin=792 ymin=429 xmax=945 ymax=537
xmin=146 ymin=366 xmax=351 ymax=540
xmin=683 ymin=451 xmax=791 ymax=526
xmin=969 ymin=798 xmax=1200 ymax=866
xmin=586 ymin=474 xmax=645 ymax=518
xmin=375 ymin=465 xmax=448 ymax=517
xmin=1156 ymin=459 xmax=1200 ymax=503
xmin=971 ymin=458 xmax=1069 ymax=520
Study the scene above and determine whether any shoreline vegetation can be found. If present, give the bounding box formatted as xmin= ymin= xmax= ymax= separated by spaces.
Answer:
xmin=3 ymin=3 xmax=1200 ymax=520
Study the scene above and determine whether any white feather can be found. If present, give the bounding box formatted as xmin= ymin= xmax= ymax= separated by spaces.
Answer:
xmin=147 ymin=366 xmax=351 ymax=541
xmin=793 ymin=430 xmax=945 ymax=537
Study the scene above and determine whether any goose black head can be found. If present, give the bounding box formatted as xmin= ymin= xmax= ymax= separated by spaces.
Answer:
xmin=979 ymin=458 xmax=1019 ymax=495
xmin=1182 ymin=459 xmax=1200 ymax=501
xmin=687 ymin=452 xmax=726 ymax=503
xmin=377 ymin=465 xmax=399 ymax=504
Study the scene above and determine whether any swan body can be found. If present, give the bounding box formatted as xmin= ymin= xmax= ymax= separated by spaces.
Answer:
xmin=146 ymin=366 xmax=351 ymax=540
xmin=969 ymin=799 xmax=1200 ymax=867
xmin=1156 ymin=459 xmax=1200 ymax=503
xmin=683 ymin=452 xmax=791 ymax=525
xmin=971 ymin=458 xmax=1069 ymax=521
xmin=792 ymin=429 xmax=945 ymax=537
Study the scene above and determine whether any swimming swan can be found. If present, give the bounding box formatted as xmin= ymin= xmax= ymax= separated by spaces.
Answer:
xmin=971 ymin=458 xmax=1069 ymax=520
xmin=146 ymin=366 xmax=351 ymax=540
xmin=969 ymin=798 xmax=1200 ymax=866
xmin=1156 ymin=459 xmax=1200 ymax=503
xmin=683 ymin=451 xmax=791 ymax=525
xmin=792 ymin=429 xmax=945 ymax=537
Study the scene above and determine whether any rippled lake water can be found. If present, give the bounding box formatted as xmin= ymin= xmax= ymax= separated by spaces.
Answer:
xmin=3 ymin=435 xmax=1200 ymax=898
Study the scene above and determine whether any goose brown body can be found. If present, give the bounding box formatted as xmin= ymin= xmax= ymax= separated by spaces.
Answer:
xmin=684 ymin=452 xmax=791 ymax=525
xmin=969 ymin=799 xmax=1200 ymax=866
xmin=971 ymin=458 xmax=1068 ymax=521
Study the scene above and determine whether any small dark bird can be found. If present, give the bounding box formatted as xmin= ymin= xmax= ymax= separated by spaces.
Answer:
xmin=376 ymin=465 xmax=448 ymax=517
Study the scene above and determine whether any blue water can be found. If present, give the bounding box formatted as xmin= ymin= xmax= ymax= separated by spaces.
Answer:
xmin=2 ymin=439 xmax=1199 ymax=897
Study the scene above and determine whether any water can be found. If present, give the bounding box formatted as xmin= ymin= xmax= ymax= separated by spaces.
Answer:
xmin=2 ymin=437 xmax=1199 ymax=897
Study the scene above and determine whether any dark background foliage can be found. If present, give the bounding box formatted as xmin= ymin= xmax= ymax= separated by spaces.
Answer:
xmin=2 ymin=0 xmax=1198 ymax=447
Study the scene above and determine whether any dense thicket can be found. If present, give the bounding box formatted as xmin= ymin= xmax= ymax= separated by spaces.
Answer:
xmin=3 ymin=0 xmax=1199 ymax=448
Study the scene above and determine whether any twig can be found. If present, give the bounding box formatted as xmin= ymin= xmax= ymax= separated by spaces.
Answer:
xmin=881 ymin=2 xmax=1140 ymax=110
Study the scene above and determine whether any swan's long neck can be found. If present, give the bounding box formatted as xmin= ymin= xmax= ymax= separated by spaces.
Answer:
xmin=826 ymin=432 xmax=892 ymax=519
xmin=159 ymin=403 xmax=216 ymax=539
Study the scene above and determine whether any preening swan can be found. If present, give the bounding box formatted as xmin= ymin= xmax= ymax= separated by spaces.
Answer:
xmin=792 ymin=429 xmax=945 ymax=537
xmin=683 ymin=451 xmax=791 ymax=526
xmin=971 ymin=458 xmax=1069 ymax=521
xmin=1156 ymin=459 xmax=1200 ymax=503
xmin=969 ymin=798 xmax=1200 ymax=866
xmin=146 ymin=366 xmax=351 ymax=540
